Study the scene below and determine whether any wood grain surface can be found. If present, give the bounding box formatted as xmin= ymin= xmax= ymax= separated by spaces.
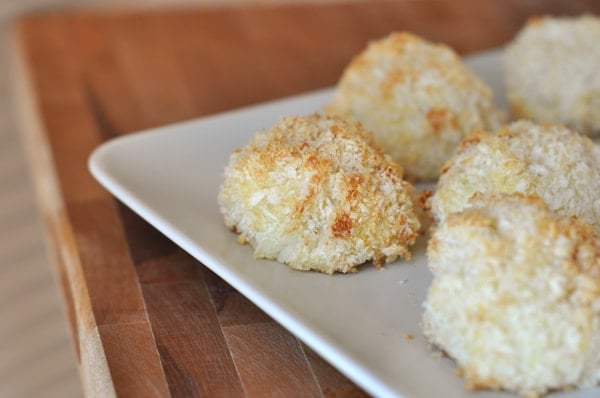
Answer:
xmin=14 ymin=1 xmax=600 ymax=396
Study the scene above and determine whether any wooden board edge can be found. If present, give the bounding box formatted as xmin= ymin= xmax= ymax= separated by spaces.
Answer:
xmin=9 ymin=20 xmax=117 ymax=398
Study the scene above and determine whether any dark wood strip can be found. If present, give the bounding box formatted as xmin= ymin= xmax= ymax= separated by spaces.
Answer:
xmin=97 ymin=322 xmax=170 ymax=397
xmin=117 ymin=203 xmax=180 ymax=266
xmin=302 ymin=344 xmax=369 ymax=398
xmin=142 ymin=281 xmax=245 ymax=397
xmin=202 ymin=267 xmax=273 ymax=327
xmin=223 ymin=322 xmax=322 ymax=398
xmin=136 ymin=251 xmax=202 ymax=285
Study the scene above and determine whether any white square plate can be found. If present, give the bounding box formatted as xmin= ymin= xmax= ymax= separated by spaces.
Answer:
xmin=89 ymin=49 xmax=596 ymax=398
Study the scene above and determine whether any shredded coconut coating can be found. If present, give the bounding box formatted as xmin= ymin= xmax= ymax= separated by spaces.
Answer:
xmin=326 ymin=32 xmax=501 ymax=180
xmin=431 ymin=120 xmax=600 ymax=228
xmin=218 ymin=114 xmax=420 ymax=274
xmin=504 ymin=15 xmax=600 ymax=136
xmin=423 ymin=193 xmax=600 ymax=396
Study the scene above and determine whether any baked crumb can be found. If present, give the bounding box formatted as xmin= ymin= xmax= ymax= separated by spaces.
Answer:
xmin=430 ymin=351 xmax=443 ymax=359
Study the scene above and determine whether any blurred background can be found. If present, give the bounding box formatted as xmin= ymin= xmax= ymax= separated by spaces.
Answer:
xmin=1 ymin=1 xmax=346 ymax=397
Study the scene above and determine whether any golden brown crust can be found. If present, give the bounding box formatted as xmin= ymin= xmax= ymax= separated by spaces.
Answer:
xmin=332 ymin=213 xmax=353 ymax=239
xmin=526 ymin=15 xmax=547 ymax=27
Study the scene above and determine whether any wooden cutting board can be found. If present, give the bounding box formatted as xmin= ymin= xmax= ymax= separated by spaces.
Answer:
xmin=14 ymin=0 xmax=600 ymax=396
